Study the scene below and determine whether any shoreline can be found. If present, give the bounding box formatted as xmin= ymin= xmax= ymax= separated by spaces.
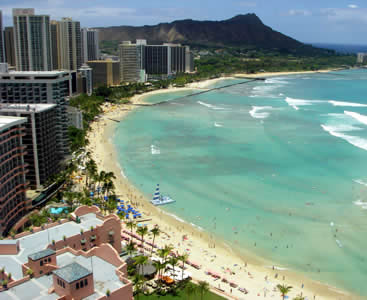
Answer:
xmin=87 ymin=70 xmax=358 ymax=300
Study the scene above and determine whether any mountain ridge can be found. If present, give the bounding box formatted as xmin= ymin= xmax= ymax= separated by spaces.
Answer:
xmin=96 ymin=14 xmax=322 ymax=53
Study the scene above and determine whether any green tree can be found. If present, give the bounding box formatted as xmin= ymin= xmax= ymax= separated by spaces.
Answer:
xmin=95 ymin=85 xmax=112 ymax=98
xmin=134 ymin=255 xmax=148 ymax=278
xmin=197 ymin=281 xmax=210 ymax=300
xmin=185 ymin=282 xmax=197 ymax=300
xmin=277 ymin=284 xmax=293 ymax=300
xmin=293 ymin=295 xmax=305 ymax=300
xmin=126 ymin=221 xmax=136 ymax=237
xmin=136 ymin=226 xmax=148 ymax=252
xmin=126 ymin=241 xmax=136 ymax=256
xmin=132 ymin=274 xmax=145 ymax=299
xmin=178 ymin=253 xmax=189 ymax=281
xmin=150 ymin=226 xmax=160 ymax=256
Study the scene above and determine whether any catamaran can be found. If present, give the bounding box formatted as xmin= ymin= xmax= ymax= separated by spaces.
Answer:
xmin=151 ymin=184 xmax=175 ymax=206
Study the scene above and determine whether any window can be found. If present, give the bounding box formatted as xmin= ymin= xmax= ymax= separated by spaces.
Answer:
xmin=48 ymin=257 xmax=51 ymax=262
xmin=76 ymin=282 xmax=79 ymax=290
xmin=84 ymin=278 xmax=88 ymax=286
xmin=40 ymin=260 xmax=43 ymax=266
xmin=80 ymin=280 xmax=84 ymax=288
xmin=62 ymin=281 xmax=65 ymax=288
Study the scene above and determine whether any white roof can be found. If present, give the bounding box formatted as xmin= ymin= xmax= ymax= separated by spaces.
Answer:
xmin=0 ymin=103 xmax=57 ymax=113
xmin=0 ymin=116 xmax=26 ymax=132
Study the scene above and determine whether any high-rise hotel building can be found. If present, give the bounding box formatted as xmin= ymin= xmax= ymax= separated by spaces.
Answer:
xmin=0 ymin=10 xmax=5 ymax=63
xmin=53 ymin=18 xmax=82 ymax=71
xmin=4 ymin=27 xmax=16 ymax=67
xmin=0 ymin=104 xmax=59 ymax=190
xmin=0 ymin=116 xmax=29 ymax=235
xmin=81 ymin=28 xmax=99 ymax=63
xmin=0 ymin=70 xmax=72 ymax=157
xmin=13 ymin=8 xmax=52 ymax=71
xmin=119 ymin=40 xmax=194 ymax=82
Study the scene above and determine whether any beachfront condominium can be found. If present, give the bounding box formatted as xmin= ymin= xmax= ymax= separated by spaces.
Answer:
xmin=119 ymin=40 xmax=194 ymax=82
xmin=119 ymin=40 xmax=146 ymax=83
xmin=52 ymin=18 xmax=82 ymax=71
xmin=88 ymin=60 xmax=120 ymax=87
xmin=0 ymin=116 xmax=29 ymax=236
xmin=0 ymin=103 xmax=60 ymax=190
xmin=50 ymin=21 xmax=59 ymax=70
xmin=0 ymin=70 xmax=72 ymax=157
xmin=81 ymin=28 xmax=100 ymax=63
xmin=13 ymin=8 xmax=52 ymax=71
xmin=4 ymin=27 xmax=16 ymax=67
xmin=78 ymin=64 xmax=93 ymax=96
xmin=0 ymin=11 xmax=5 ymax=63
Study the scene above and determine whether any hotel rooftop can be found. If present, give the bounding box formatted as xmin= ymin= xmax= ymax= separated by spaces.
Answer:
xmin=0 ymin=207 xmax=133 ymax=300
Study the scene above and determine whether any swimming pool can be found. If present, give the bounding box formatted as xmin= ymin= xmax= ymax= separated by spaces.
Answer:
xmin=49 ymin=207 xmax=69 ymax=214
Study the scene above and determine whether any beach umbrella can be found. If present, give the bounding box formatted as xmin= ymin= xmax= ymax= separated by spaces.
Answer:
xmin=104 ymin=196 xmax=108 ymax=201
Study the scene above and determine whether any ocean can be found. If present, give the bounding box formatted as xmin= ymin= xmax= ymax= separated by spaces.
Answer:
xmin=113 ymin=69 xmax=367 ymax=297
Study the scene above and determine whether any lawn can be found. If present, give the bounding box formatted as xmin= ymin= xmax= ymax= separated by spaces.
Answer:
xmin=136 ymin=290 xmax=225 ymax=300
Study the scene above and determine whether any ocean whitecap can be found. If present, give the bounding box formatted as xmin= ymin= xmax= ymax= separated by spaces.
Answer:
xmin=151 ymin=144 xmax=161 ymax=155
xmin=249 ymin=106 xmax=273 ymax=119
xmin=321 ymin=125 xmax=367 ymax=151
xmin=329 ymin=100 xmax=367 ymax=107
xmin=197 ymin=101 xmax=226 ymax=110
xmin=344 ymin=111 xmax=367 ymax=126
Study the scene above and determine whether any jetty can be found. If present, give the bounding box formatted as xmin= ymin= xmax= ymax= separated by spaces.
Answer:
xmin=154 ymin=78 xmax=263 ymax=105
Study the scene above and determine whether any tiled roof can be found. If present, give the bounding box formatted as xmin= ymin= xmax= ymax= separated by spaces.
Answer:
xmin=53 ymin=263 xmax=92 ymax=283
xmin=28 ymin=249 xmax=55 ymax=261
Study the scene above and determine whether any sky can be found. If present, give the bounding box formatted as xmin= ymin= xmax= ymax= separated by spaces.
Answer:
xmin=2 ymin=0 xmax=367 ymax=44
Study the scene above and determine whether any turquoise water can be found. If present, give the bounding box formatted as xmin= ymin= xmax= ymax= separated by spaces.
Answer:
xmin=114 ymin=70 xmax=367 ymax=297
xmin=49 ymin=207 xmax=69 ymax=214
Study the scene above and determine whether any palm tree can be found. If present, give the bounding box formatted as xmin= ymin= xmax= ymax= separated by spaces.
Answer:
xmin=136 ymin=226 xmax=148 ymax=251
xmin=185 ymin=282 xmax=197 ymax=300
xmin=277 ymin=284 xmax=293 ymax=300
xmin=85 ymin=159 xmax=97 ymax=187
xmin=198 ymin=281 xmax=210 ymax=300
xmin=126 ymin=220 xmax=136 ymax=234
xmin=132 ymin=274 xmax=145 ymax=299
xmin=168 ymin=256 xmax=179 ymax=276
xmin=178 ymin=253 xmax=189 ymax=281
xmin=150 ymin=226 xmax=160 ymax=256
xmin=134 ymin=255 xmax=148 ymax=278
xmin=293 ymin=295 xmax=305 ymax=300
xmin=126 ymin=241 xmax=136 ymax=256
xmin=96 ymin=170 xmax=106 ymax=198
xmin=152 ymin=260 xmax=165 ymax=280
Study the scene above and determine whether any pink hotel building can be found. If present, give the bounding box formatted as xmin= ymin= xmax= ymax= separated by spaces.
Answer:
xmin=0 ymin=206 xmax=134 ymax=300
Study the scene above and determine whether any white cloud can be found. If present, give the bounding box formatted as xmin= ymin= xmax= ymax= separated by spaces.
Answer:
xmin=320 ymin=7 xmax=367 ymax=24
xmin=348 ymin=4 xmax=358 ymax=9
xmin=288 ymin=9 xmax=312 ymax=16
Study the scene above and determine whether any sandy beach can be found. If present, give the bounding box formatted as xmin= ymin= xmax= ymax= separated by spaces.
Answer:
xmin=86 ymin=70 xmax=358 ymax=300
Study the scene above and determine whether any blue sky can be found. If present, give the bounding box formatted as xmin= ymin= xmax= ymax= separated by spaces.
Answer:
xmin=2 ymin=0 xmax=366 ymax=44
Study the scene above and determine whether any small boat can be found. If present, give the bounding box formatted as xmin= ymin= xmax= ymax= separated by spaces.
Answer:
xmin=151 ymin=184 xmax=175 ymax=206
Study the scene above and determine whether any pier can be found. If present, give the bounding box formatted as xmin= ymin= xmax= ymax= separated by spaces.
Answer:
xmin=154 ymin=78 xmax=263 ymax=105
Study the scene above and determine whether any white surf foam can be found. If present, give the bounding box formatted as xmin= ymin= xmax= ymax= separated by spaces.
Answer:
xmin=214 ymin=122 xmax=223 ymax=127
xmin=285 ymin=97 xmax=324 ymax=110
xmin=321 ymin=125 xmax=367 ymax=151
xmin=344 ymin=111 xmax=367 ymax=126
xmin=354 ymin=199 xmax=367 ymax=209
xmin=265 ymin=78 xmax=289 ymax=84
xmin=197 ymin=101 xmax=225 ymax=110
xmin=354 ymin=179 xmax=367 ymax=187
xmin=151 ymin=144 xmax=161 ymax=155
xmin=249 ymin=106 xmax=272 ymax=119
xmin=329 ymin=101 xmax=367 ymax=107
